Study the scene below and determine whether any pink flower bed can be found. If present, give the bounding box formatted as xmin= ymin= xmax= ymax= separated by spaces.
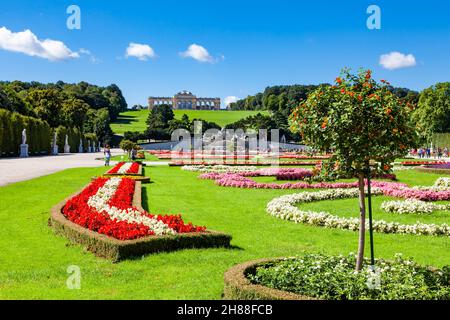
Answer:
xmin=199 ymin=172 xmax=450 ymax=201
xmin=381 ymin=186 xmax=450 ymax=201
xmin=199 ymin=172 xmax=406 ymax=191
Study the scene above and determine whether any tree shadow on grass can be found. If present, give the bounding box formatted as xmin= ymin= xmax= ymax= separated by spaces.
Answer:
xmin=113 ymin=115 xmax=139 ymax=125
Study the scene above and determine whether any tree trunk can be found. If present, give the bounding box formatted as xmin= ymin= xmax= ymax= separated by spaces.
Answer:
xmin=356 ymin=172 xmax=366 ymax=271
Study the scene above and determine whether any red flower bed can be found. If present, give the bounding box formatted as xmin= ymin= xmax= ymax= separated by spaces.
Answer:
xmin=127 ymin=162 xmax=140 ymax=174
xmin=107 ymin=162 xmax=125 ymax=174
xmin=107 ymin=162 xmax=140 ymax=174
xmin=401 ymin=161 xmax=447 ymax=167
xmin=62 ymin=177 xmax=206 ymax=240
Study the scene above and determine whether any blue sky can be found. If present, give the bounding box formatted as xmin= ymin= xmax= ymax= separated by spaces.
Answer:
xmin=0 ymin=0 xmax=449 ymax=108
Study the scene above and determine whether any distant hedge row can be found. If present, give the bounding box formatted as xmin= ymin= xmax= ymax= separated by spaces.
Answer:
xmin=54 ymin=126 xmax=98 ymax=153
xmin=0 ymin=109 xmax=99 ymax=157
xmin=0 ymin=108 xmax=51 ymax=156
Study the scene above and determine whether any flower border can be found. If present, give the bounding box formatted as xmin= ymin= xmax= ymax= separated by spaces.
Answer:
xmin=50 ymin=180 xmax=231 ymax=261
xmin=266 ymin=188 xmax=450 ymax=236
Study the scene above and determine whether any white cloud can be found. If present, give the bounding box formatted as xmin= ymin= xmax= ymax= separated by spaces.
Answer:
xmin=224 ymin=96 xmax=239 ymax=107
xmin=379 ymin=51 xmax=417 ymax=70
xmin=125 ymin=42 xmax=156 ymax=61
xmin=79 ymin=48 xmax=101 ymax=64
xmin=0 ymin=26 xmax=79 ymax=61
xmin=180 ymin=44 xmax=217 ymax=63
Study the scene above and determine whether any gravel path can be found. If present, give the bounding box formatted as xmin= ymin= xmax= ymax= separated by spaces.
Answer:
xmin=0 ymin=149 xmax=123 ymax=187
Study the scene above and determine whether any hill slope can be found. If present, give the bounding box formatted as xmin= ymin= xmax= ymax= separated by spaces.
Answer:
xmin=111 ymin=109 xmax=269 ymax=134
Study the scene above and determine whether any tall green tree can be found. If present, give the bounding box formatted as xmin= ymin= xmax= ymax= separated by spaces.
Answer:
xmin=290 ymin=69 xmax=418 ymax=271
xmin=62 ymin=98 xmax=89 ymax=130
xmin=412 ymin=82 xmax=450 ymax=143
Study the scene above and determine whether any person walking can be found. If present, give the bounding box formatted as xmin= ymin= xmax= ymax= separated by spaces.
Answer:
xmin=104 ymin=145 xmax=111 ymax=166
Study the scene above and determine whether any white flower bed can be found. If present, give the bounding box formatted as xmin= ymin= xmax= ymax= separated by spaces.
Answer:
xmin=87 ymin=178 xmax=175 ymax=236
xmin=266 ymin=188 xmax=450 ymax=236
xmin=434 ymin=177 xmax=450 ymax=188
xmin=181 ymin=165 xmax=258 ymax=174
xmin=381 ymin=199 xmax=450 ymax=214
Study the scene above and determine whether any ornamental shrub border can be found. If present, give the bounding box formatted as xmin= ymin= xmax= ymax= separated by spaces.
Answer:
xmin=223 ymin=258 xmax=317 ymax=300
xmin=50 ymin=181 xmax=231 ymax=262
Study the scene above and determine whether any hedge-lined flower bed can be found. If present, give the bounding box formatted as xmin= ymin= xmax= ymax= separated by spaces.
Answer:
xmin=247 ymin=254 xmax=450 ymax=300
xmin=266 ymin=188 xmax=450 ymax=236
xmin=63 ymin=177 xmax=206 ymax=240
xmin=401 ymin=161 xmax=447 ymax=167
xmin=107 ymin=162 xmax=140 ymax=175
xmin=50 ymin=178 xmax=232 ymax=261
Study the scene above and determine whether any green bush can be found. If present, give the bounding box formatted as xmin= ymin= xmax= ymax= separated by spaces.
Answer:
xmin=249 ymin=253 xmax=450 ymax=300
xmin=0 ymin=109 xmax=51 ymax=156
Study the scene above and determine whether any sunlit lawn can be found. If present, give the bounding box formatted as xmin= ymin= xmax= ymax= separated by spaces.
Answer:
xmin=0 ymin=166 xmax=448 ymax=299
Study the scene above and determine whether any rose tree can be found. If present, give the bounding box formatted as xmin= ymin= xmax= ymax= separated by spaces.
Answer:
xmin=289 ymin=69 xmax=417 ymax=271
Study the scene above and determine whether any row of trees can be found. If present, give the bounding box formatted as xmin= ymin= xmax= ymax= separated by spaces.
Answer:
xmin=0 ymin=109 xmax=98 ymax=156
xmin=124 ymin=105 xmax=222 ymax=142
xmin=0 ymin=109 xmax=51 ymax=155
xmin=229 ymin=82 xmax=448 ymax=145
xmin=0 ymin=80 xmax=125 ymax=144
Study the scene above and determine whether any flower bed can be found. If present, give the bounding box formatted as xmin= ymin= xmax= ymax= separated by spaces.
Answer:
xmin=50 ymin=178 xmax=231 ymax=261
xmin=224 ymin=258 xmax=315 ymax=300
xmin=200 ymin=172 xmax=402 ymax=190
xmin=381 ymin=199 xmax=450 ymax=214
xmin=170 ymin=161 xmax=319 ymax=167
xmin=242 ymin=254 xmax=450 ymax=300
xmin=184 ymin=165 xmax=314 ymax=181
xmin=106 ymin=162 xmax=141 ymax=175
xmin=266 ymin=187 xmax=450 ymax=236
xmin=182 ymin=165 xmax=258 ymax=174
xmin=416 ymin=163 xmax=450 ymax=174
xmin=401 ymin=161 xmax=447 ymax=167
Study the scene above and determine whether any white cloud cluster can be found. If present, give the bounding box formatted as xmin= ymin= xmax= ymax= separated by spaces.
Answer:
xmin=0 ymin=26 xmax=79 ymax=61
xmin=224 ymin=96 xmax=239 ymax=107
xmin=379 ymin=51 xmax=417 ymax=70
xmin=125 ymin=42 xmax=156 ymax=61
xmin=180 ymin=43 xmax=216 ymax=63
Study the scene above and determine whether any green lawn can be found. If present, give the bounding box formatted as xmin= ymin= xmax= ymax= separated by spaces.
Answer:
xmin=0 ymin=167 xmax=449 ymax=299
xmin=111 ymin=109 xmax=269 ymax=134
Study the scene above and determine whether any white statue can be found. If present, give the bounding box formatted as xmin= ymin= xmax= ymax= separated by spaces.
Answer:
xmin=52 ymin=132 xmax=57 ymax=147
xmin=64 ymin=134 xmax=71 ymax=153
xmin=21 ymin=129 xmax=27 ymax=145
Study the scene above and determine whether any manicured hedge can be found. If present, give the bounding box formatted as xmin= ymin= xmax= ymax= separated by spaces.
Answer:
xmin=50 ymin=181 xmax=232 ymax=262
xmin=223 ymin=258 xmax=315 ymax=300
xmin=0 ymin=109 xmax=51 ymax=157
xmin=0 ymin=109 xmax=100 ymax=156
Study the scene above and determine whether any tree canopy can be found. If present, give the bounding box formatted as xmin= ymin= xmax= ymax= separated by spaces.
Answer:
xmin=412 ymin=82 xmax=450 ymax=143
xmin=289 ymin=69 xmax=418 ymax=271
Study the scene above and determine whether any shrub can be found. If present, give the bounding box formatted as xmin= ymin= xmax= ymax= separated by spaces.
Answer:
xmin=0 ymin=109 xmax=51 ymax=156
xmin=249 ymin=253 xmax=450 ymax=300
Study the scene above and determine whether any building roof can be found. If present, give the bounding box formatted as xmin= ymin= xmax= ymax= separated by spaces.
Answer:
xmin=176 ymin=90 xmax=194 ymax=96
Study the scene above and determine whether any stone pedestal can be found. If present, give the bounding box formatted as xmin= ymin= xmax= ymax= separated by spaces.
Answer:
xmin=64 ymin=145 xmax=71 ymax=153
xmin=20 ymin=144 xmax=29 ymax=158
xmin=52 ymin=145 xmax=59 ymax=156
